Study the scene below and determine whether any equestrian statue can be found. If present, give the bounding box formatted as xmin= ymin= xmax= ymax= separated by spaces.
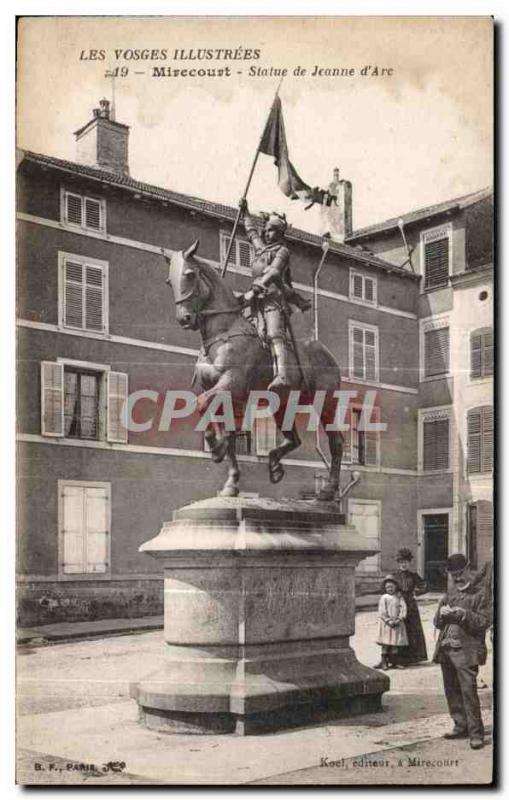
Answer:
xmin=163 ymin=200 xmax=344 ymax=501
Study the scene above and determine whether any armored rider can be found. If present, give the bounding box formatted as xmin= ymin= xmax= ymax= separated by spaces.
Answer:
xmin=239 ymin=199 xmax=311 ymax=390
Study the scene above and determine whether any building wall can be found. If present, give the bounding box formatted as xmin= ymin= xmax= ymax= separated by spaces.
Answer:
xmin=17 ymin=156 xmax=430 ymax=624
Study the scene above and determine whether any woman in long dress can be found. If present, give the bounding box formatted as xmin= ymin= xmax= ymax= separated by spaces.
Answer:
xmin=395 ymin=547 xmax=428 ymax=664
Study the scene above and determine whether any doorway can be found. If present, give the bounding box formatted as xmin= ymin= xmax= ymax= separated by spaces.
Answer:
xmin=422 ymin=513 xmax=449 ymax=590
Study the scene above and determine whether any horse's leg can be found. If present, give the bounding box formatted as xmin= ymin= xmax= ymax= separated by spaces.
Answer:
xmin=219 ymin=434 xmax=241 ymax=497
xmin=267 ymin=416 xmax=301 ymax=484
xmin=197 ymin=374 xmax=233 ymax=464
xmin=317 ymin=429 xmax=343 ymax=502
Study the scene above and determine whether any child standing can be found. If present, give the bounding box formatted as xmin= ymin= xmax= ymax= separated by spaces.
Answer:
xmin=375 ymin=574 xmax=408 ymax=670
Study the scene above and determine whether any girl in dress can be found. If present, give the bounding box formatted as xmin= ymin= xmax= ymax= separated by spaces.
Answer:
xmin=375 ymin=575 xmax=408 ymax=670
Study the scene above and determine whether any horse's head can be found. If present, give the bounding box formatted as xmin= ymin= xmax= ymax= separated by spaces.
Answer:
xmin=164 ymin=240 xmax=211 ymax=330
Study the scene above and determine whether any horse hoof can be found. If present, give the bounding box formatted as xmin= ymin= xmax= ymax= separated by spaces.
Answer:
xmin=269 ymin=463 xmax=285 ymax=484
xmin=219 ymin=485 xmax=239 ymax=498
xmin=210 ymin=440 xmax=229 ymax=463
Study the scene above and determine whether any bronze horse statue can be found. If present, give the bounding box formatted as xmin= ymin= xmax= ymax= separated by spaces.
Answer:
xmin=163 ymin=240 xmax=344 ymax=500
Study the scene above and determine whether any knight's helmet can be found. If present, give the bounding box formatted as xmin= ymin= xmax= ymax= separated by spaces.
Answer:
xmin=264 ymin=211 xmax=287 ymax=236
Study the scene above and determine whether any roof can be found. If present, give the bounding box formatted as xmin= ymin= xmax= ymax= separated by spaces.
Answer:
xmin=18 ymin=149 xmax=419 ymax=280
xmin=346 ymin=187 xmax=493 ymax=242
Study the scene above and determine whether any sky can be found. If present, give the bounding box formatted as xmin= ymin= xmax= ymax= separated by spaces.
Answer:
xmin=17 ymin=16 xmax=493 ymax=235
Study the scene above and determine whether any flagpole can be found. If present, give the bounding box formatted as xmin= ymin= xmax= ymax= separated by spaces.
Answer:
xmin=220 ymin=79 xmax=285 ymax=279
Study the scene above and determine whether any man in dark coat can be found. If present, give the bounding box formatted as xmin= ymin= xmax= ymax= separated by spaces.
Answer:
xmin=433 ymin=553 xmax=492 ymax=750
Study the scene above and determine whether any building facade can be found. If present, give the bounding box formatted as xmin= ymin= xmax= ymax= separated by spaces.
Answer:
xmin=16 ymin=101 xmax=493 ymax=625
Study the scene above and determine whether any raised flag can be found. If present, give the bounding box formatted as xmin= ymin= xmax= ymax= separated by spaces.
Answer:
xmin=259 ymin=96 xmax=312 ymax=202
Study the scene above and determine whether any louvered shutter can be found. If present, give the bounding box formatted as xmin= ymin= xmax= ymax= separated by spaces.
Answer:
xmin=342 ymin=407 xmax=352 ymax=463
xmin=64 ymin=260 xmax=84 ymax=328
xmin=364 ymin=277 xmax=375 ymax=303
xmin=364 ymin=406 xmax=379 ymax=467
xmin=84 ymin=265 xmax=104 ymax=331
xmin=352 ymin=327 xmax=365 ymax=379
xmin=424 ymin=238 xmax=449 ymax=289
xmin=365 ymin=330 xmax=377 ymax=381
xmin=41 ymin=361 xmax=64 ymax=437
xmin=61 ymin=485 xmax=85 ymax=573
xmin=107 ymin=371 xmax=128 ymax=443
xmin=237 ymin=240 xmax=252 ymax=268
xmin=470 ymin=333 xmax=483 ymax=378
xmin=483 ymin=330 xmax=494 ymax=376
xmin=481 ymin=406 xmax=493 ymax=472
xmin=467 ymin=409 xmax=481 ymax=473
xmin=425 ymin=328 xmax=450 ymax=377
xmin=352 ymin=273 xmax=363 ymax=299
xmin=65 ymin=193 xmax=82 ymax=226
xmin=85 ymin=198 xmax=102 ymax=230
xmin=423 ymin=418 xmax=449 ymax=471
xmin=85 ymin=487 xmax=109 ymax=573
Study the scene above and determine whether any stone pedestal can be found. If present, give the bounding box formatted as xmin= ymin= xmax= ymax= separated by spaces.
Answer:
xmin=131 ymin=496 xmax=389 ymax=735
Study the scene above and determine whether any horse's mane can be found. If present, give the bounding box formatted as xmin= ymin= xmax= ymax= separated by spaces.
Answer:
xmin=195 ymin=257 xmax=239 ymax=309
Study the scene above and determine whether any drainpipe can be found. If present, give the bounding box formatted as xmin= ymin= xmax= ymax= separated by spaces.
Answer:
xmin=313 ymin=239 xmax=331 ymax=469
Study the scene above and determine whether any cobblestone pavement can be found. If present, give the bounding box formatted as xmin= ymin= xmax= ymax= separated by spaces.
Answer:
xmin=16 ymin=602 xmax=493 ymax=785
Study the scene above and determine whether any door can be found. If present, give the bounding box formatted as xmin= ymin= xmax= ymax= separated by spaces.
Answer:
xmin=423 ymin=513 xmax=449 ymax=590
xmin=349 ymin=500 xmax=381 ymax=573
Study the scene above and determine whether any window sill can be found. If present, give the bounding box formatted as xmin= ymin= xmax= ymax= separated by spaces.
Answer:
xmin=468 ymin=376 xmax=493 ymax=385
xmin=419 ymin=469 xmax=452 ymax=476
xmin=420 ymin=374 xmax=452 ymax=383
xmin=58 ymin=324 xmax=109 ymax=338
xmin=349 ymin=296 xmax=378 ymax=308
xmin=60 ymin=220 xmax=106 ymax=235
xmin=57 ymin=572 xmax=112 ymax=581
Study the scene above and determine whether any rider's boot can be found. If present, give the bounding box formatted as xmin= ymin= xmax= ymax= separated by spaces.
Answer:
xmin=268 ymin=338 xmax=290 ymax=390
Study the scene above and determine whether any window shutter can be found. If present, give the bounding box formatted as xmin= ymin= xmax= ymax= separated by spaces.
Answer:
xmin=85 ymin=487 xmax=109 ymax=573
xmin=467 ymin=409 xmax=482 ymax=473
xmin=65 ymin=193 xmax=82 ymax=226
xmin=107 ymin=371 xmax=128 ymax=443
xmin=237 ymin=240 xmax=252 ymax=268
xmin=481 ymin=406 xmax=493 ymax=472
xmin=255 ymin=416 xmax=277 ymax=456
xmin=364 ymin=277 xmax=375 ymax=303
xmin=423 ymin=418 xmax=449 ymax=471
xmin=365 ymin=331 xmax=377 ymax=381
xmin=364 ymin=407 xmax=379 ymax=467
xmin=352 ymin=327 xmax=364 ymax=378
xmin=41 ymin=361 xmax=64 ymax=437
xmin=470 ymin=333 xmax=482 ymax=379
xmin=425 ymin=327 xmax=450 ymax=377
xmin=84 ymin=198 xmax=101 ymax=230
xmin=424 ymin=237 xmax=449 ymax=289
xmin=483 ymin=330 xmax=494 ymax=376
xmin=84 ymin=265 xmax=104 ymax=331
xmin=61 ymin=485 xmax=85 ymax=573
xmin=64 ymin=260 xmax=84 ymax=328
xmin=352 ymin=274 xmax=363 ymax=299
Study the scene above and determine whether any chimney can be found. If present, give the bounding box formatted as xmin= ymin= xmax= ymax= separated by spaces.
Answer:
xmin=74 ymin=99 xmax=130 ymax=175
xmin=320 ymin=167 xmax=353 ymax=242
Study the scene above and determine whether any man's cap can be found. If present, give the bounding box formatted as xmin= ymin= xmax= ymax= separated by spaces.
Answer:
xmin=446 ymin=553 xmax=470 ymax=574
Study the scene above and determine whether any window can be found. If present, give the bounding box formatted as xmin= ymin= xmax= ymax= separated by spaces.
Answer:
xmin=219 ymin=230 xmax=254 ymax=269
xmin=41 ymin=361 xmax=128 ymax=443
xmin=420 ymin=408 xmax=450 ymax=472
xmin=424 ymin=327 xmax=450 ymax=377
xmin=467 ymin=406 xmax=493 ymax=474
xmin=349 ymin=321 xmax=379 ymax=382
xmin=255 ymin=416 xmax=277 ymax=456
xmin=343 ymin=406 xmax=379 ymax=467
xmin=470 ymin=328 xmax=493 ymax=379
xmin=348 ymin=500 xmax=381 ymax=573
xmin=421 ymin=224 xmax=451 ymax=290
xmin=64 ymin=368 xmax=100 ymax=440
xmin=61 ymin=189 xmax=106 ymax=233
xmin=59 ymin=252 xmax=108 ymax=334
xmin=350 ymin=269 xmax=377 ymax=306
xmin=59 ymin=481 xmax=110 ymax=575
xmin=235 ymin=431 xmax=252 ymax=455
